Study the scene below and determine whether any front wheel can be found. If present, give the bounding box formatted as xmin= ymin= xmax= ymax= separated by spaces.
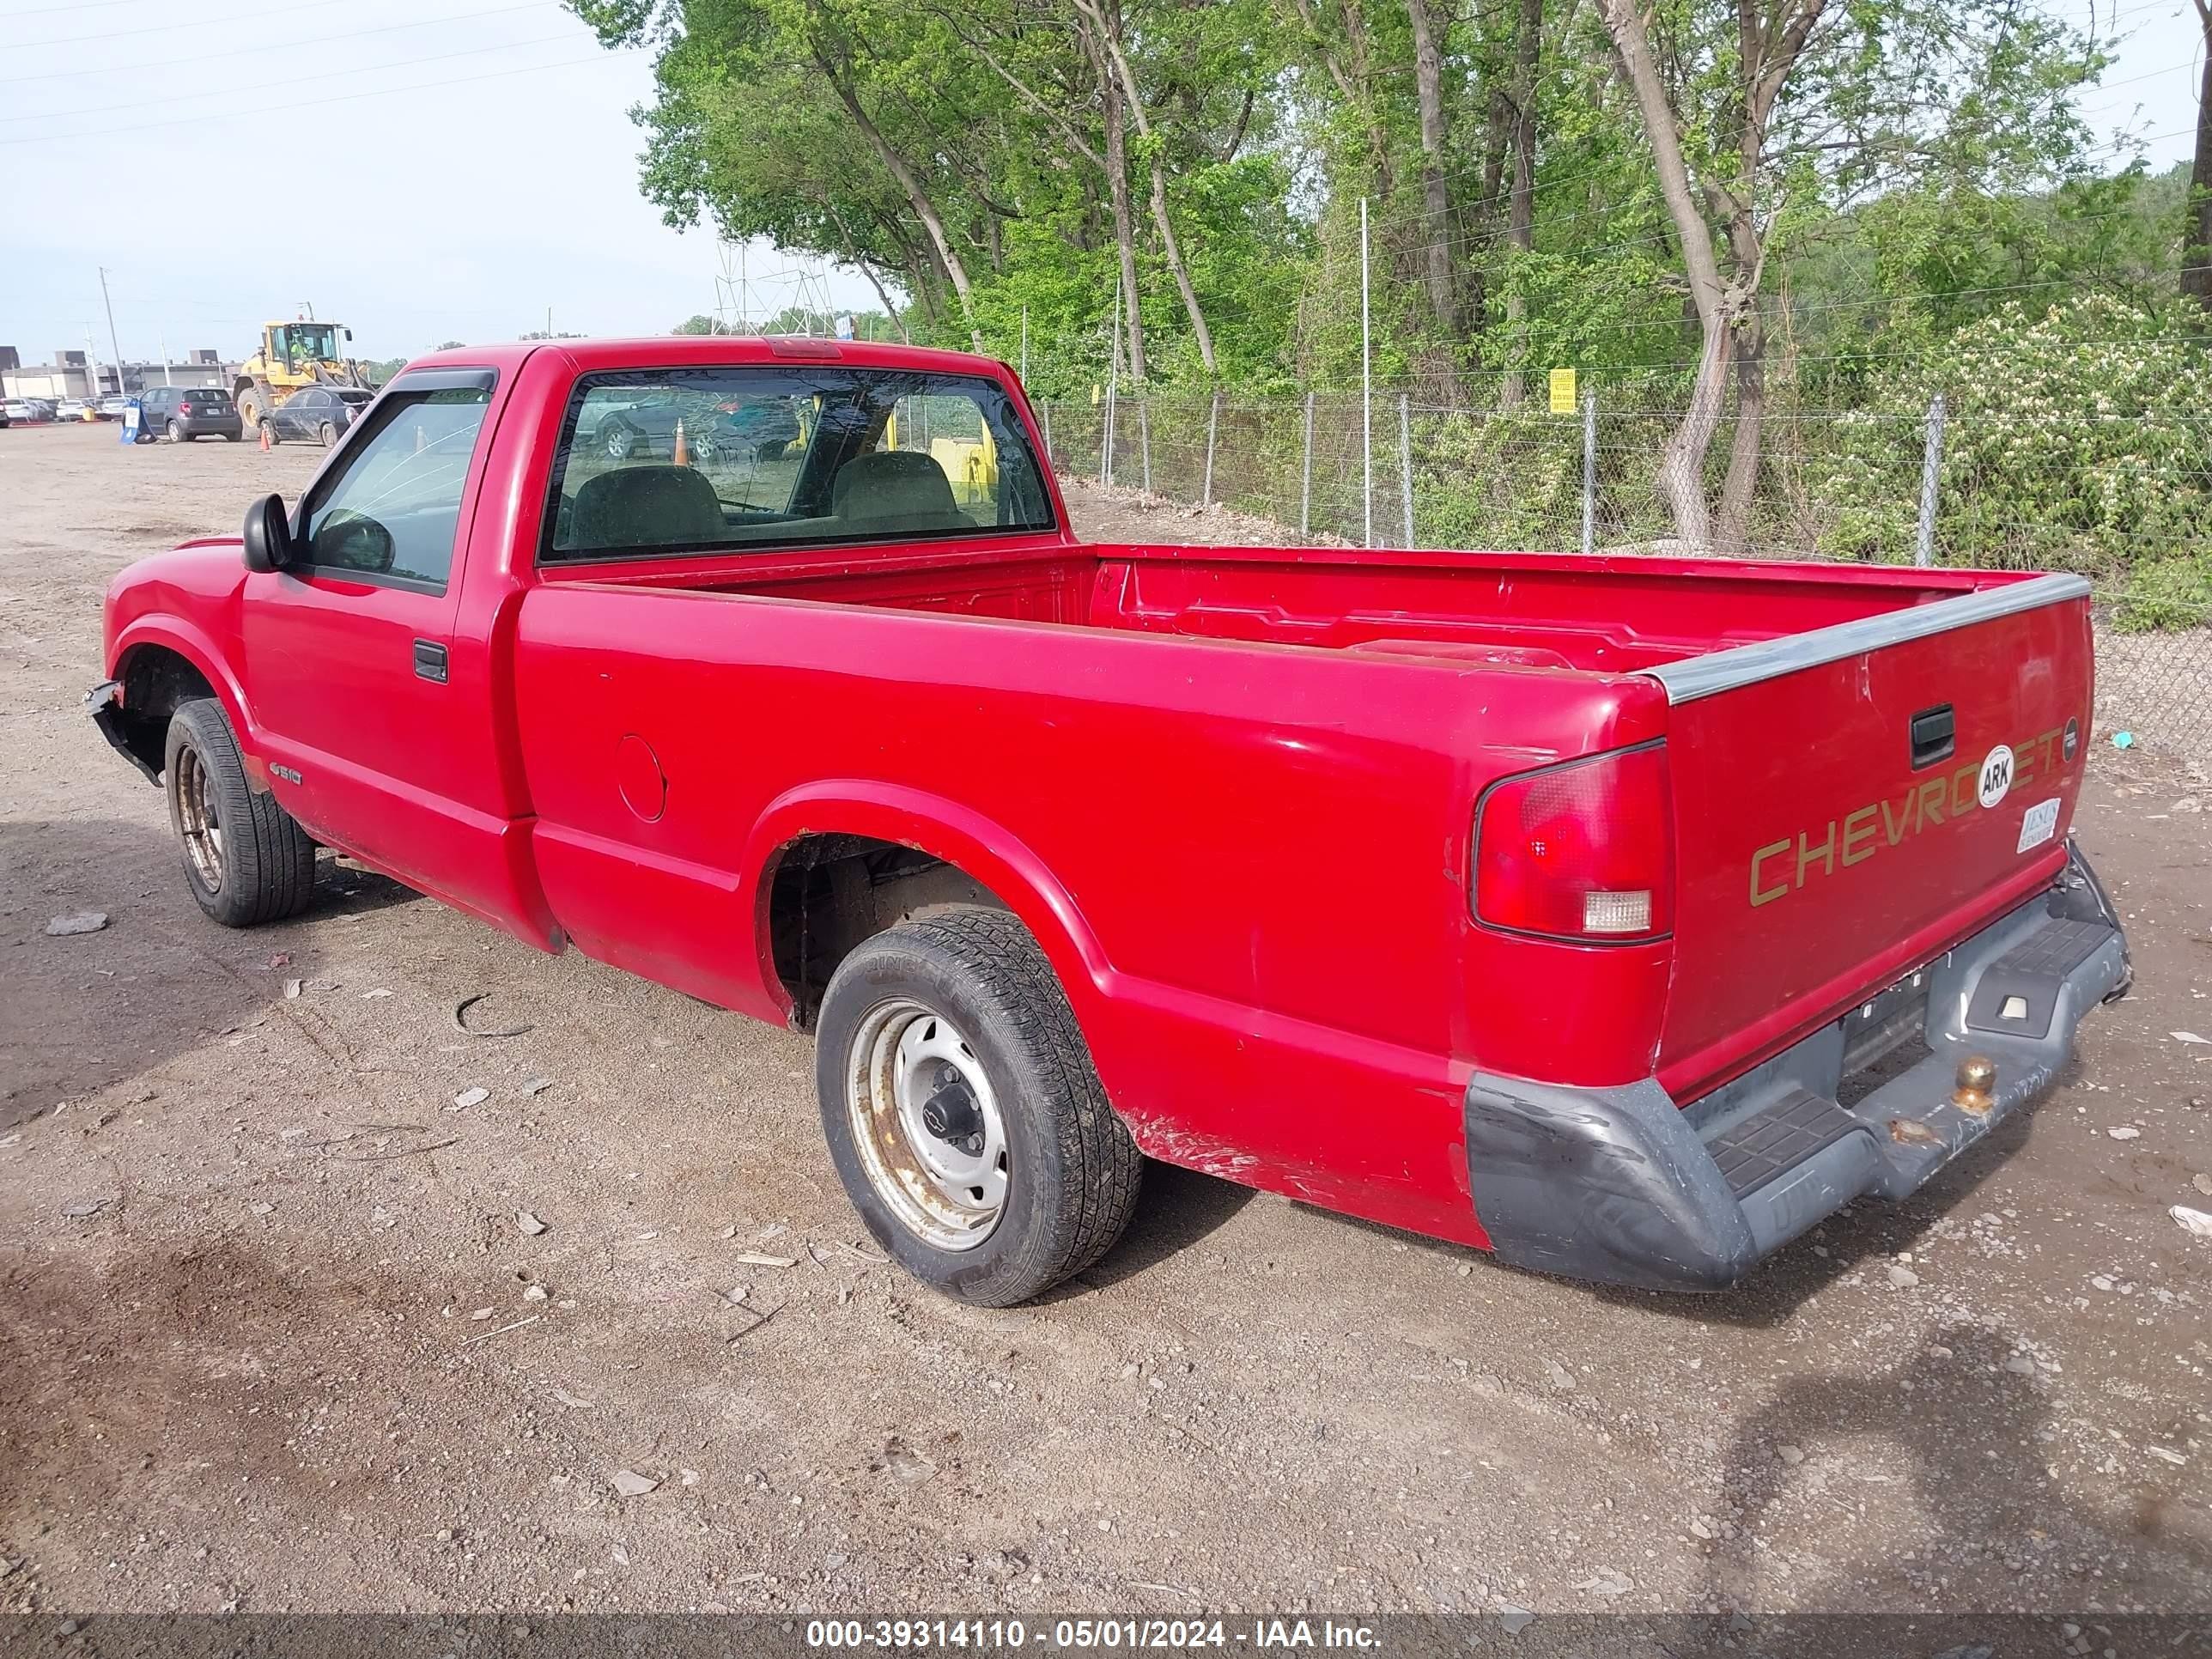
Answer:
xmin=604 ymin=421 xmax=637 ymax=461
xmin=164 ymin=699 xmax=319 ymax=927
xmin=814 ymin=908 xmax=1143 ymax=1306
xmin=167 ymin=419 xmax=190 ymax=443
xmin=319 ymin=421 xmax=337 ymax=447
xmin=260 ymin=418 xmax=280 ymax=447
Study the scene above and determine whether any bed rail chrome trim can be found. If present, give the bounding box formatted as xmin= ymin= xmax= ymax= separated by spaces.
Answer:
xmin=1644 ymin=572 xmax=2091 ymax=705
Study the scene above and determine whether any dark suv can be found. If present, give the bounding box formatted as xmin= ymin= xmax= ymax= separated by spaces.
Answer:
xmin=138 ymin=386 xmax=243 ymax=443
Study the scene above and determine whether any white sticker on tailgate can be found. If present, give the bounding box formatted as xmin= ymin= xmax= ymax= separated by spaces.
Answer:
xmin=2016 ymin=797 xmax=2061 ymax=854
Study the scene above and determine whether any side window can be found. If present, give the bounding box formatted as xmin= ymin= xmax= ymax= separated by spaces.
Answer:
xmin=298 ymin=376 xmax=493 ymax=588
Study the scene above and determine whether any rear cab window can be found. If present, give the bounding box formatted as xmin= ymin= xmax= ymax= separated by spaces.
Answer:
xmin=541 ymin=364 xmax=1056 ymax=562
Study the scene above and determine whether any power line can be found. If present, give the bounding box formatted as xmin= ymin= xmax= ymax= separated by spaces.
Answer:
xmin=3 ymin=0 xmax=359 ymax=49
xmin=0 ymin=47 xmax=645 ymax=146
xmin=0 ymin=1 xmax=556 ymax=87
xmin=0 ymin=29 xmax=589 ymax=122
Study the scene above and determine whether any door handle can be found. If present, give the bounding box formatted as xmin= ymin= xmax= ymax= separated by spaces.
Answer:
xmin=413 ymin=639 xmax=449 ymax=684
xmin=1909 ymin=703 xmax=1954 ymax=769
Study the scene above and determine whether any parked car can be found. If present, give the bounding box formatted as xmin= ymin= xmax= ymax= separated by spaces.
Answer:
xmin=137 ymin=385 xmax=242 ymax=443
xmin=261 ymin=385 xmax=374 ymax=447
xmin=88 ymin=337 xmax=2129 ymax=1308
xmin=26 ymin=398 xmax=58 ymax=422
xmin=590 ymin=387 xmax=801 ymax=464
xmin=57 ymin=398 xmax=94 ymax=422
xmin=3 ymin=398 xmax=46 ymax=423
xmin=96 ymin=395 xmax=131 ymax=421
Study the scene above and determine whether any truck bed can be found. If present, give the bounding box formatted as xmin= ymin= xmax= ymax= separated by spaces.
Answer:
xmin=573 ymin=537 xmax=2010 ymax=674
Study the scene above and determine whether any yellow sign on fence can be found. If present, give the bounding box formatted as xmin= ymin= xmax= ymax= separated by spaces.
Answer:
xmin=1548 ymin=368 xmax=1578 ymax=415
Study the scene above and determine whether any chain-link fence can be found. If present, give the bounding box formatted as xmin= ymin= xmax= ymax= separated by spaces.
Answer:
xmin=1035 ymin=390 xmax=2212 ymax=767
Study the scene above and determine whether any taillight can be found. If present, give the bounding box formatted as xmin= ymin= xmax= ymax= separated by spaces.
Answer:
xmin=1474 ymin=744 xmax=1674 ymax=942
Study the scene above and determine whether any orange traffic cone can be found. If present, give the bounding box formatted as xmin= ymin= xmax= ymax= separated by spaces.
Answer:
xmin=672 ymin=418 xmax=690 ymax=466
xmin=258 ymin=422 xmax=270 ymax=453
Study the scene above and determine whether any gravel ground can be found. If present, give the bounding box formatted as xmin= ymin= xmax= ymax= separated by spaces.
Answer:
xmin=2 ymin=425 xmax=2209 ymax=1619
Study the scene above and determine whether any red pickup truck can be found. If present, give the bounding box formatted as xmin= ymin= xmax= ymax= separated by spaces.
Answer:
xmin=91 ymin=337 xmax=2130 ymax=1304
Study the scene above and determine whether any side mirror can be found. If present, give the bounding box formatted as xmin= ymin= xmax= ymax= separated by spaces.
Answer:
xmin=241 ymin=493 xmax=294 ymax=573
xmin=343 ymin=327 xmax=353 ymax=342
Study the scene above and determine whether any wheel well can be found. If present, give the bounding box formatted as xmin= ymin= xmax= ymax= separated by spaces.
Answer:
xmin=113 ymin=647 xmax=216 ymax=779
xmin=768 ymin=833 xmax=1008 ymax=1030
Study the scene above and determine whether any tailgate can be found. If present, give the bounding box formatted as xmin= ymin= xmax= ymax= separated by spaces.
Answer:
xmin=1652 ymin=574 xmax=2094 ymax=1099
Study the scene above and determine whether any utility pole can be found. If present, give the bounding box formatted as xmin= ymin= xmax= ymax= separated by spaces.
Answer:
xmin=98 ymin=267 xmax=125 ymax=393
xmin=1360 ymin=197 xmax=1373 ymax=550
xmin=84 ymin=326 xmax=104 ymax=401
xmin=1103 ymin=270 xmax=1121 ymax=489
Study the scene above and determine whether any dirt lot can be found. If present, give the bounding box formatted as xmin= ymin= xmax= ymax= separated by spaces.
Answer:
xmin=2 ymin=422 xmax=2209 ymax=1620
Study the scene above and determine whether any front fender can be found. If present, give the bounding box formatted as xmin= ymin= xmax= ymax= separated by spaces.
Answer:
xmin=741 ymin=780 xmax=1111 ymax=1021
xmin=110 ymin=613 xmax=258 ymax=758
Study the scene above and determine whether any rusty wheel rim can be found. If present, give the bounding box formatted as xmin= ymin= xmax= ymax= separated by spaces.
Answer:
xmin=173 ymin=744 xmax=224 ymax=894
xmin=845 ymin=999 xmax=1007 ymax=1251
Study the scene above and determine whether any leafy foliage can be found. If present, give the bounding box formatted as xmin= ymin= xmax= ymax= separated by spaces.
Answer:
xmin=565 ymin=0 xmax=2212 ymax=620
xmin=1818 ymin=296 xmax=2212 ymax=619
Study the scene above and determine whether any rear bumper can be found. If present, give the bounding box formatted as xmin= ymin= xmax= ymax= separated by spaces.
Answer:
xmin=1462 ymin=842 xmax=2130 ymax=1292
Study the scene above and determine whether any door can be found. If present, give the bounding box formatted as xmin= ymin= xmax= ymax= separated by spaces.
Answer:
xmin=241 ymin=368 xmax=501 ymax=905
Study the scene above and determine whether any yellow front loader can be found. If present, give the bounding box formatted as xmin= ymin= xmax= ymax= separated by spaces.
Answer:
xmin=232 ymin=314 xmax=374 ymax=431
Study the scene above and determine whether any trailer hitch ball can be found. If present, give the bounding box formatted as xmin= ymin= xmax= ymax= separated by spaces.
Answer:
xmin=1953 ymin=1054 xmax=1997 ymax=1116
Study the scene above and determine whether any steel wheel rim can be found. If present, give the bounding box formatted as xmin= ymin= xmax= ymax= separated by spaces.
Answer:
xmin=844 ymin=999 xmax=1007 ymax=1251
xmin=173 ymin=744 xmax=223 ymax=893
xmin=605 ymin=425 xmax=632 ymax=460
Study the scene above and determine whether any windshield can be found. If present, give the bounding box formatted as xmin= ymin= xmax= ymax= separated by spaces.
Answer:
xmin=279 ymin=324 xmax=340 ymax=363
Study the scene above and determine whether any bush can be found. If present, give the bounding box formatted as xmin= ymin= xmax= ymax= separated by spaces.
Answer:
xmin=1814 ymin=296 xmax=2212 ymax=625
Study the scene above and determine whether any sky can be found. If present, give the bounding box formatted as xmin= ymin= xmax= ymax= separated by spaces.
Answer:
xmin=0 ymin=0 xmax=880 ymax=369
xmin=0 ymin=0 xmax=2203 ymax=373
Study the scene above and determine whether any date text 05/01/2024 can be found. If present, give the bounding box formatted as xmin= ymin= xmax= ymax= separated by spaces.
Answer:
xmin=804 ymin=1620 xmax=1382 ymax=1650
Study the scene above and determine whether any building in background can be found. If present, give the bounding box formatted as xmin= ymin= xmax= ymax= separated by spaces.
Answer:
xmin=1 ymin=347 xmax=233 ymax=401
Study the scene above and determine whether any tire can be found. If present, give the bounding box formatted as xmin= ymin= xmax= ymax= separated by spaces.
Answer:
xmin=757 ymin=439 xmax=788 ymax=463
xmin=163 ymin=699 xmax=318 ymax=928
xmin=604 ymin=421 xmax=637 ymax=461
xmin=235 ymin=390 xmax=262 ymax=429
xmin=814 ymin=907 xmax=1142 ymax=1306
xmin=222 ymin=430 xmax=240 ymax=443
xmin=319 ymin=421 xmax=337 ymax=448
xmin=167 ymin=419 xmax=190 ymax=443
xmin=260 ymin=418 xmax=280 ymax=447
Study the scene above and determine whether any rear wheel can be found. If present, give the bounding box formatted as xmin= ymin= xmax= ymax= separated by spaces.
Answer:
xmin=604 ymin=421 xmax=638 ymax=462
xmin=167 ymin=419 xmax=189 ymax=443
xmin=234 ymin=389 xmax=263 ymax=429
xmin=163 ymin=699 xmax=318 ymax=927
xmin=814 ymin=908 xmax=1143 ymax=1306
